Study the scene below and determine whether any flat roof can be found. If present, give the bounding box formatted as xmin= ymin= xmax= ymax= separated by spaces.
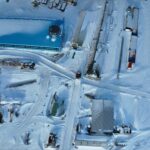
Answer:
xmin=91 ymin=99 xmax=114 ymax=134
xmin=0 ymin=18 xmax=64 ymax=51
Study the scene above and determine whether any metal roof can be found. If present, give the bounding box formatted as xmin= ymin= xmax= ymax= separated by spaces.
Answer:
xmin=91 ymin=99 xmax=114 ymax=135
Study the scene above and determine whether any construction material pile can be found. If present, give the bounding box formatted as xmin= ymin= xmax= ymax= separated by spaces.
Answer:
xmin=32 ymin=0 xmax=77 ymax=12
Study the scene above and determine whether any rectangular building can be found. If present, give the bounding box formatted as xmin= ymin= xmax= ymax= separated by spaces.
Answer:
xmin=0 ymin=18 xmax=64 ymax=51
xmin=91 ymin=99 xmax=114 ymax=135
xmin=125 ymin=7 xmax=139 ymax=35
xmin=129 ymin=35 xmax=137 ymax=51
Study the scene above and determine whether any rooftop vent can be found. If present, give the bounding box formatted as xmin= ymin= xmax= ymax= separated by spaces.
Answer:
xmin=49 ymin=25 xmax=61 ymax=36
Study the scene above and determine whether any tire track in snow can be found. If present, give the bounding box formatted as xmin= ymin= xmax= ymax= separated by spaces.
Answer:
xmin=83 ymin=77 xmax=150 ymax=99
xmin=0 ymin=49 xmax=75 ymax=79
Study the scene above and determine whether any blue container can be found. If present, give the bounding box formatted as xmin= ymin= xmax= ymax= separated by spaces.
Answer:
xmin=0 ymin=18 xmax=64 ymax=51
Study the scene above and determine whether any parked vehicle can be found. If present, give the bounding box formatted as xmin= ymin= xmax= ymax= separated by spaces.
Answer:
xmin=76 ymin=71 xmax=81 ymax=78
xmin=113 ymin=125 xmax=132 ymax=134
xmin=67 ymin=0 xmax=77 ymax=6
xmin=20 ymin=60 xmax=35 ymax=70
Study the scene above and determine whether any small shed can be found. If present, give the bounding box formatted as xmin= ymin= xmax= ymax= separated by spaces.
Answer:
xmin=125 ymin=7 xmax=134 ymax=31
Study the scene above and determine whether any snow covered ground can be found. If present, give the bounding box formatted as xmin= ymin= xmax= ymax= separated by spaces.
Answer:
xmin=0 ymin=0 xmax=150 ymax=150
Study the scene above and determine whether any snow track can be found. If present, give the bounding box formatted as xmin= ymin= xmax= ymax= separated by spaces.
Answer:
xmin=0 ymin=70 xmax=54 ymax=145
xmin=13 ymin=71 xmax=51 ymax=134
xmin=0 ymin=49 xmax=75 ymax=79
xmin=83 ymin=78 xmax=150 ymax=99
xmin=1 ymin=34 xmax=149 ymax=149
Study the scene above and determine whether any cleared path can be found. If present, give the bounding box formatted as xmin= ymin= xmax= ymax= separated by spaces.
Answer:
xmin=60 ymin=79 xmax=81 ymax=150
xmin=82 ymin=77 xmax=150 ymax=99
xmin=0 ymin=49 xmax=75 ymax=79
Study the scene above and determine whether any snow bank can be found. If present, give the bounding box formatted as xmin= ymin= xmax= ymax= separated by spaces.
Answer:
xmin=124 ymin=131 xmax=150 ymax=150
xmin=78 ymin=146 xmax=105 ymax=150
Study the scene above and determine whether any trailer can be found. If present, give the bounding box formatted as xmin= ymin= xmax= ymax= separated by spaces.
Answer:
xmin=56 ymin=3 xmax=62 ymax=10
xmin=129 ymin=35 xmax=138 ymax=51
xmin=48 ymin=2 xmax=53 ymax=9
xmin=127 ymin=35 xmax=138 ymax=69
xmin=40 ymin=0 xmax=48 ymax=4
xmin=125 ymin=7 xmax=139 ymax=36
xmin=60 ymin=2 xmax=67 ymax=12
xmin=54 ymin=0 xmax=60 ymax=5
xmin=132 ymin=7 xmax=139 ymax=35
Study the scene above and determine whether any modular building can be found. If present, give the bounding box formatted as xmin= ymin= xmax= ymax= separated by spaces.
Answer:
xmin=132 ymin=8 xmax=139 ymax=35
xmin=125 ymin=7 xmax=139 ymax=35
xmin=91 ymin=99 xmax=114 ymax=135
xmin=125 ymin=7 xmax=134 ymax=31
xmin=129 ymin=35 xmax=137 ymax=51
xmin=127 ymin=35 xmax=138 ymax=69
xmin=0 ymin=18 xmax=64 ymax=51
